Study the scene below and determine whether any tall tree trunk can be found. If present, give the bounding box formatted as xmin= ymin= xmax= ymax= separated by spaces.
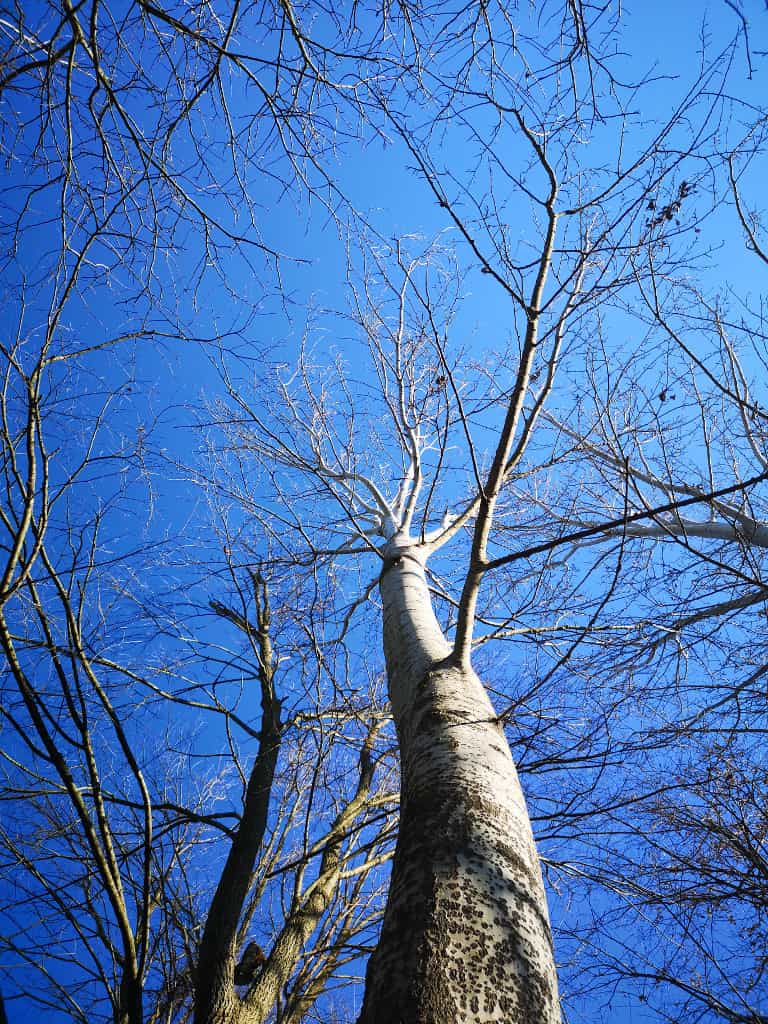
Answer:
xmin=358 ymin=548 xmax=560 ymax=1024
xmin=194 ymin=579 xmax=281 ymax=1024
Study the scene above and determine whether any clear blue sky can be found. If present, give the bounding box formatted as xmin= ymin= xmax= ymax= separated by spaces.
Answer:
xmin=2 ymin=1 xmax=767 ymax=1021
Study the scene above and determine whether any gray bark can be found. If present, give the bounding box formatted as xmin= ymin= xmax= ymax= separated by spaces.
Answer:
xmin=358 ymin=548 xmax=560 ymax=1024
xmin=194 ymin=582 xmax=281 ymax=1024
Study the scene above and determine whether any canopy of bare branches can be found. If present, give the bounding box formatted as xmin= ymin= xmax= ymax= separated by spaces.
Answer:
xmin=1 ymin=2 xmax=767 ymax=1023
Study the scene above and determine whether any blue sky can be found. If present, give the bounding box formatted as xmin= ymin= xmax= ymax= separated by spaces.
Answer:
xmin=2 ymin=1 xmax=768 ymax=1021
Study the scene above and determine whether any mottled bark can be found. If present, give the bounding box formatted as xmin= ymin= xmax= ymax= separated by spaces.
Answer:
xmin=359 ymin=547 xmax=560 ymax=1024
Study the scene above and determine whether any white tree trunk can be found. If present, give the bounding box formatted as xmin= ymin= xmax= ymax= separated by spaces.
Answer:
xmin=359 ymin=548 xmax=560 ymax=1023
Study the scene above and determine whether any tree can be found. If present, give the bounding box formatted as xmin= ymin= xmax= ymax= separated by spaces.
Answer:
xmin=520 ymin=139 xmax=768 ymax=1024
xmin=0 ymin=1 xmax=403 ymax=1019
xmin=3 ymin=1 xmax=768 ymax=1023
xmin=0 ymin=427 xmax=396 ymax=1024
xmin=208 ymin=13 xmax=768 ymax=1021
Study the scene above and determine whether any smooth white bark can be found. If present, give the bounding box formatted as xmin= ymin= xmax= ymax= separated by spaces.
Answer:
xmin=623 ymin=517 xmax=768 ymax=547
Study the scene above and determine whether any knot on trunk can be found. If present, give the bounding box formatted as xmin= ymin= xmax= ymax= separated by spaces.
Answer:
xmin=234 ymin=942 xmax=266 ymax=987
xmin=379 ymin=548 xmax=426 ymax=581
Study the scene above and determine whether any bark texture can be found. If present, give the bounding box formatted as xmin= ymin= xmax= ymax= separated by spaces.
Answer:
xmin=359 ymin=548 xmax=560 ymax=1024
xmin=194 ymin=581 xmax=281 ymax=1024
